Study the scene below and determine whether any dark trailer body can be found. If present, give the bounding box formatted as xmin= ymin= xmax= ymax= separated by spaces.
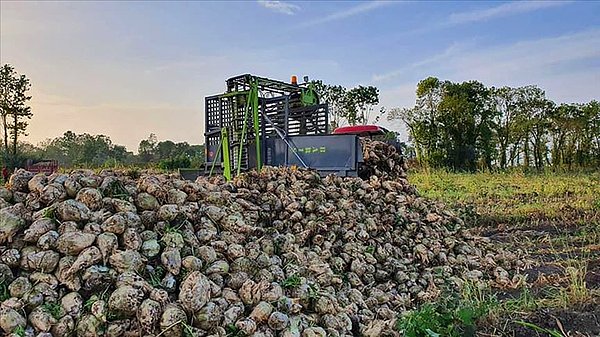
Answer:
xmin=197 ymin=74 xmax=364 ymax=180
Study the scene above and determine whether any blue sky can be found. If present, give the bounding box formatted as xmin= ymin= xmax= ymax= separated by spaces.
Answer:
xmin=1 ymin=1 xmax=599 ymax=150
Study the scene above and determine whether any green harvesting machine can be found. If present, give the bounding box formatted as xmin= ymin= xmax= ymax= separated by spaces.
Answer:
xmin=179 ymin=74 xmax=366 ymax=181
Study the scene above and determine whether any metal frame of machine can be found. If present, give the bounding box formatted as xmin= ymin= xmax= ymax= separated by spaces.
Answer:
xmin=203 ymin=74 xmax=363 ymax=180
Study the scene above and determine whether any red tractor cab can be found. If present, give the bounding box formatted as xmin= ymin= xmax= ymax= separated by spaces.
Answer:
xmin=333 ymin=125 xmax=390 ymax=138
xmin=333 ymin=125 xmax=402 ymax=153
xmin=25 ymin=159 xmax=59 ymax=175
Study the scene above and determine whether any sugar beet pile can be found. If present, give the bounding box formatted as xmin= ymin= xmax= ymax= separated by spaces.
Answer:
xmin=0 ymin=141 xmax=529 ymax=337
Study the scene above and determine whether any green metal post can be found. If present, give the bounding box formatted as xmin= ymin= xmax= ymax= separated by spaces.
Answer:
xmin=221 ymin=127 xmax=231 ymax=181
xmin=251 ymin=78 xmax=262 ymax=171
xmin=236 ymin=91 xmax=252 ymax=176
xmin=208 ymin=138 xmax=222 ymax=178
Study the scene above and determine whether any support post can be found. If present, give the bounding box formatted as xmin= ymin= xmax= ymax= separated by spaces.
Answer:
xmin=221 ymin=127 xmax=231 ymax=181
xmin=252 ymin=78 xmax=262 ymax=171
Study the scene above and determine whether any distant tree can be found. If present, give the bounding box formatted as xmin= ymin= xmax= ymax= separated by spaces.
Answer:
xmin=312 ymin=81 xmax=379 ymax=127
xmin=344 ymin=85 xmax=380 ymax=125
xmin=188 ymin=144 xmax=205 ymax=168
xmin=156 ymin=140 xmax=176 ymax=159
xmin=390 ymin=78 xmax=498 ymax=171
xmin=0 ymin=64 xmax=33 ymax=168
xmin=549 ymin=100 xmax=600 ymax=169
xmin=393 ymin=77 xmax=598 ymax=171
xmin=38 ymin=131 xmax=134 ymax=167
xmin=548 ymin=103 xmax=578 ymax=168
xmin=138 ymin=133 xmax=158 ymax=162
xmin=388 ymin=77 xmax=445 ymax=166
xmin=312 ymin=80 xmax=347 ymax=129
xmin=157 ymin=155 xmax=192 ymax=170
xmin=585 ymin=101 xmax=600 ymax=166
xmin=134 ymin=134 xmax=204 ymax=168
xmin=438 ymin=80 xmax=495 ymax=170
xmin=517 ymin=86 xmax=553 ymax=169
xmin=491 ymin=86 xmax=522 ymax=169
xmin=576 ymin=100 xmax=600 ymax=167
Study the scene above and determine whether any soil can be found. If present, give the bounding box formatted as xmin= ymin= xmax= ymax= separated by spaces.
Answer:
xmin=498 ymin=302 xmax=600 ymax=337
xmin=477 ymin=222 xmax=600 ymax=337
xmin=522 ymin=264 xmax=564 ymax=283
xmin=586 ymin=259 xmax=600 ymax=289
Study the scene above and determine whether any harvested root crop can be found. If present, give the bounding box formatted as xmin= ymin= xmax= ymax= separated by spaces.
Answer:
xmin=0 ymin=143 xmax=529 ymax=337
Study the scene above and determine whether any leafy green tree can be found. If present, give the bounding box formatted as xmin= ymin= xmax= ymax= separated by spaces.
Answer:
xmin=585 ymin=100 xmax=600 ymax=166
xmin=516 ymin=86 xmax=553 ymax=169
xmin=135 ymin=134 xmax=204 ymax=168
xmin=0 ymin=64 xmax=33 ymax=168
xmin=389 ymin=78 xmax=497 ymax=170
xmin=548 ymin=103 xmax=578 ymax=168
xmin=491 ymin=86 xmax=523 ymax=169
xmin=344 ymin=85 xmax=380 ymax=125
xmin=391 ymin=77 xmax=600 ymax=171
xmin=156 ymin=140 xmax=176 ymax=159
xmin=312 ymin=81 xmax=380 ymax=127
xmin=549 ymin=100 xmax=600 ymax=169
xmin=157 ymin=155 xmax=192 ymax=170
xmin=138 ymin=133 xmax=158 ymax=162
xmin=388 ymin=77 xmax=444 ymax=166
xmin=311 ymin=80 xmax=347 ymax=129
xmin=38 ymin=131 xmax=133 ymax=167
xmin=576 ymin=100 xmax=600 ymax=167
xmin=438 ymin=80 xmax=495 ymax=170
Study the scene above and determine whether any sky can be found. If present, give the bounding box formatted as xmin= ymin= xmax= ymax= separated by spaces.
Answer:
xmin=1 ymin=0 xmax=599 ymax=151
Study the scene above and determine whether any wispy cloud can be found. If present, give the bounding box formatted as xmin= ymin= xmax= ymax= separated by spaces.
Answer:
xmin=299 ymin=1 xmax=393 ymax=27
xmin=373 ymin=43 xmax=468 ymax=82
xmin=257 ymin=0 xmax=300 ymax=15
xmin=384 ymin=1 xmax=573 ymax=55
xmin=371 ymin=1 xmax=587 ymax=82
xmin=449 ymin=28 xmax=600 ymax=83
xmin=373 ymin=28 xmax=600 ymax=110
xmin=448 ymin=1 xmax=571 ymax=24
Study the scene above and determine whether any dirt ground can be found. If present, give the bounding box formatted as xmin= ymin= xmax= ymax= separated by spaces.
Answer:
xmin=477 ymin=222 xmax=600 ymax=337
xmin=476 ymin=303 xmax=600 ymax=337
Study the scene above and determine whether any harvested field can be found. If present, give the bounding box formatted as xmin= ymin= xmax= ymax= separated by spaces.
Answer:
xmin=411 ymin=170 xmax=600 ymax=337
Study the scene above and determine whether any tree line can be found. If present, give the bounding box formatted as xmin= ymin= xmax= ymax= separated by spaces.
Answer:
xmin=387 ymin=77 xmax=599 ymax=171
xmin=2 ymin=63 xmax=598 ymax=172
xmin=1 ymin=63 xmax=204 ymax=170
xmin=18 ymin=132 xmax=204 ymax=169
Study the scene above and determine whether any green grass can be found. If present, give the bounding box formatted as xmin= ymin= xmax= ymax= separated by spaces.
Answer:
xmin=163 ymin=224 xmax=184 ymax=235
xmin=515 ymin=321 xmax=564 ymax=337
xmin=225 ymin=324 xmax=247 ymax=337
xmin=0 ymin=281 xmax=9 ymax=301
xmin=146 ymin=266 xmax=166 ymax=288
xmin=281 ymin=275 xmax=302 ymax=288
xmin=42 ymin=302 xmax=64 ymax=319
xmin=103 ymin=180 xmax=130 ymax=200
xmin=83 ymin=296 xmax=97 ymax=312
xmin=500 ymin=288 xmax=538 ymax=313
xmin=13 ymin=326 xmax=26 ymax=337
xmin=396 ymin=282 xmax=497 ymax=337
xmin=410 ymin=169 xmax=600 ymax=225
xmin=181 ymin=321 xmax=195 ymax=337
xmin=540 ymin=245 xmax=596 ymax=310
xmin=42 ymin=206 xmax=59 ymax=224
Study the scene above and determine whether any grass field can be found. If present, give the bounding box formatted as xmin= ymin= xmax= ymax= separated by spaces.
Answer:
xmin=407 ymin=170 xmax=600 ymax=337
xmin=411 ymin=169 xmax=600 ymax=224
